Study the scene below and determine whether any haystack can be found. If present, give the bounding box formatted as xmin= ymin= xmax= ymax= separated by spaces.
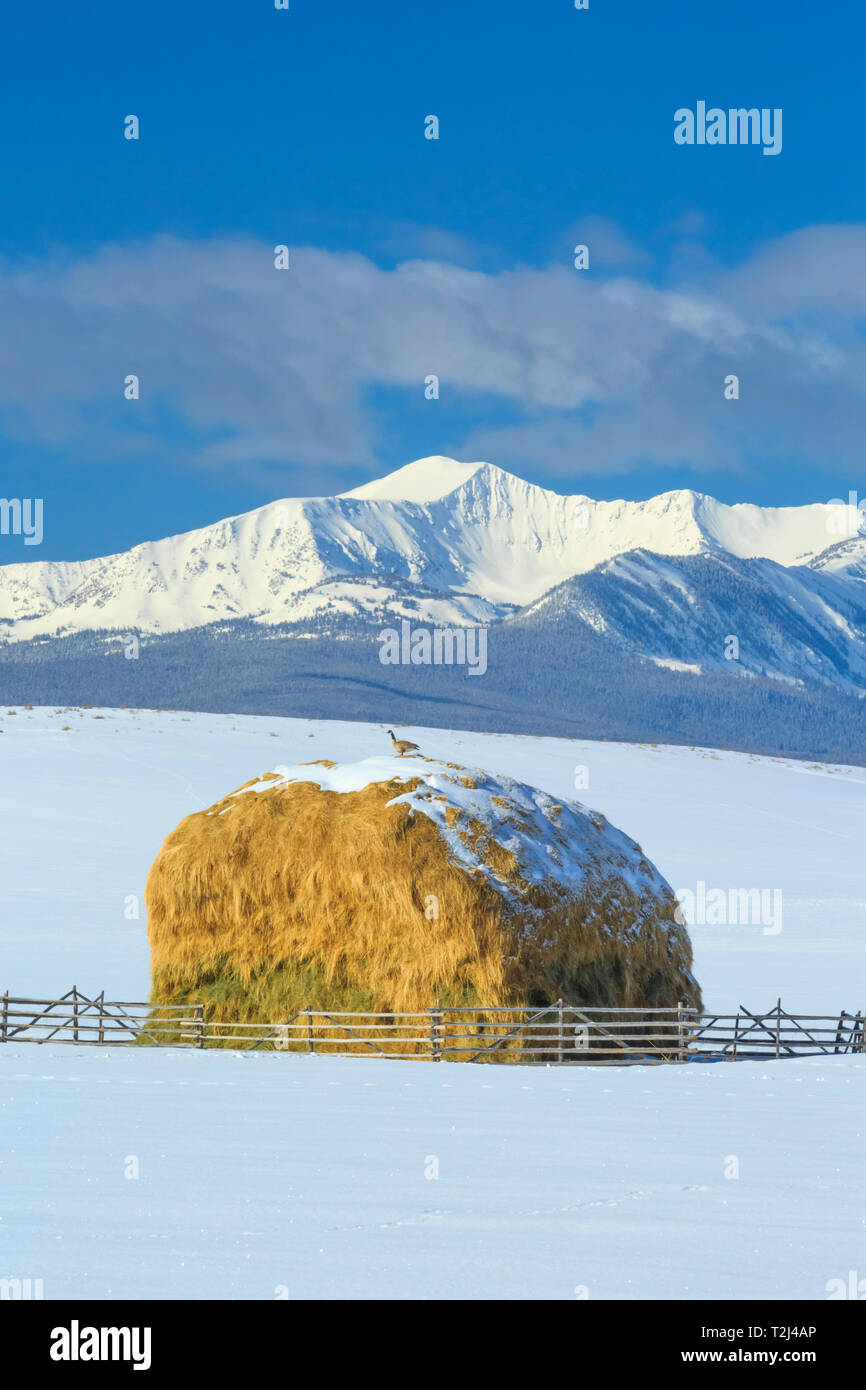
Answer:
xmin=145 ymin=756 xmax=701 ymax=1035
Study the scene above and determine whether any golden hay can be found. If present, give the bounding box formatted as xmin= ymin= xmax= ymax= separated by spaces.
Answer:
xmin=145 ymin=762 xmax=701 ymax=1050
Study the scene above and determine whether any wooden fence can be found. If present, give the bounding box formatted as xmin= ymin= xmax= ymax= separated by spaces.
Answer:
xmin=1 ymin=988 xmax=864 ymax=1063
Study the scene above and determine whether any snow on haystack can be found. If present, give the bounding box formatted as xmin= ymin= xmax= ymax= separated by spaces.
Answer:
xmin=145 ymin=755 xmax=701 ymax=1029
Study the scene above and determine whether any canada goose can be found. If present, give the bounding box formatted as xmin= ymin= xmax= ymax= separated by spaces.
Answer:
xmin=389 ymin=729 xmax=419 ymax=756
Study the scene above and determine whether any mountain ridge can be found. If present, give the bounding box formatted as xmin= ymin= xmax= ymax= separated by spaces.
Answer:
xmin=0 ymin=456 xmax=856 ymax=646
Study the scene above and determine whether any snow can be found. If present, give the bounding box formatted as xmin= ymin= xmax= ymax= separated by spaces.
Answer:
xmin=0 ymin=457 xmax=854 ymax=642
xmin=341 ymin=455 xmax=485 ymax=502
xmin=1 ymin=1043 xmax=862 ymax=1299
xmin=2 ymin=707 xmax=865 ymax=1012
xmin=534 ymin=547 xmax=866 ymax=695
xmin=694 ymin=493 xmax=837 ymax=566
xmin=651 ymin=658 xmax=703 ymax=673
xmin=813 ymin=534 xmax=866 ymax=585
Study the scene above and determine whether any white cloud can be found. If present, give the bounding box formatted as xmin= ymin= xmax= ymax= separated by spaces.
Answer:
xmin=0 ymin=226 xmax=865 ymax=485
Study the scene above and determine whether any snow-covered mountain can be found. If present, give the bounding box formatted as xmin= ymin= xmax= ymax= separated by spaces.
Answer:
xmin=516 ymin=548 xmax=866 ymax=695
xmin=1 ymin=455 xmax=864 ymax=696
xmin=810 ymin=533 xmax=866 ymax=586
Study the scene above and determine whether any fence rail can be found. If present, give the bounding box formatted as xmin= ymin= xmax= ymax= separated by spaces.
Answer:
xmin=1 ymin=988 xmax=864 ymax=1064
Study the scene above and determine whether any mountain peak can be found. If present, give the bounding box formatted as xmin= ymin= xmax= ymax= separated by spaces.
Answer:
xmin=341 ymin=456 xmax=489 ymax=503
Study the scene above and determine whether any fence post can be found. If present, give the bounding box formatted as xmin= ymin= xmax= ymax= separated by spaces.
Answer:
xmin=557 ymin=999 xmax=564 ymax=1064
xmin=775 ymin=997 xmax=781 ymax=1060
xmin=732 ymin=1010 xmax=739 ymax=1061
xmin=72 ymin=985 xmax=79 ymax=1044
xmin=195 ymin=998 xmax=204 ymax=1049
xmin=1 ymin=990 xmax=7 ymax=1043
xmin=430 ymin=1004 xmax=442 ymax=1062
xmin=97 ymin=991 xmax=105 ymax=1045
xmin=307 ymin=1007 xmax=314 ymax=1054
xmin=677 ymin=999 xmax=685 ymax=1062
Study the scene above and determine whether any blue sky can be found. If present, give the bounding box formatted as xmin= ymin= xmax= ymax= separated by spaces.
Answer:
xmin=1 ymin=0 xmax=864 ymax=559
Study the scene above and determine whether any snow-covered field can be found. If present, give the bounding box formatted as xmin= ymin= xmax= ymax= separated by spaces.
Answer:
xmin=2 ymin=705 xmax=865 ymax=1011
xmin=1 ymin=705 xmax=864 ymax=1301
xmin=1 ymin=1043 xmax=863 ymax=1300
